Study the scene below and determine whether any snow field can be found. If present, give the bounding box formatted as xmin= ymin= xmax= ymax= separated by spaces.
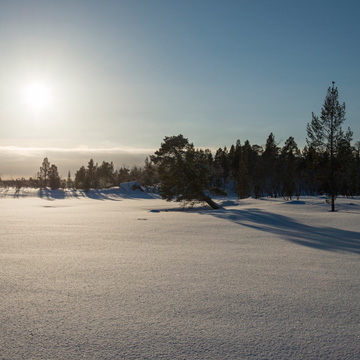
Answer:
xmin=0 ymin=193 xmax=359 ymax=359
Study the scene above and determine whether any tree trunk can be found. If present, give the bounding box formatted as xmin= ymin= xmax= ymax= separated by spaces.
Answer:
xmin=203 ymin=195 xmax=220 ymax=209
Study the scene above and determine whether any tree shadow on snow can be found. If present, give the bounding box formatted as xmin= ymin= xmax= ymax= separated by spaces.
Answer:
xmin=206 ymin=208 xmax=360 ymax=254
xmin=82 ymin=187 xmax=159 ymax=201
xmin=81 ymin=189 xmax=122 ymax=201
xmin=38 ymin=188 xmax=66 ymax=200
xmin=36 ymin=187 xmax=157 ymax=201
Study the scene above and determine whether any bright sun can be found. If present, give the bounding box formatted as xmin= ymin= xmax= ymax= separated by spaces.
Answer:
xmin=23 ymin=81 xmax=53 ymax=111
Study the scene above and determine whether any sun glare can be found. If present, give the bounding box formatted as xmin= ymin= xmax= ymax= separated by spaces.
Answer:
xmin=23 ymin=81 xmax=53 ymax=111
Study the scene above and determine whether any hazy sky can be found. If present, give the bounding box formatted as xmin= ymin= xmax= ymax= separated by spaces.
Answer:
xmin=1 ymin=0 xmax=359 ymax=178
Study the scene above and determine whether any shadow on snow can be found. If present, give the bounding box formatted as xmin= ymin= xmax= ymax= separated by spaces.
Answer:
xmin=39 ymin=188 xmax=66 ymax=200
xmin=204 ymin=208 xmax=360 ymax=254
xmin=56 ymin=187 xmax=158 ymax=201
xmin=0 ymin=182 xmax=160 ymax=201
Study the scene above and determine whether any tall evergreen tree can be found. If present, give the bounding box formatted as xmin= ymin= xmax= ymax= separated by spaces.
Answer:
xmin=85 ymin=159 xmax=98 ymax=190
xmin=262 ymin=133 xmax=280 ymax=197
xmin=281 ymin=136 xmax=299 ymax=200
xmin=307 ymin=82 xmax=352 ymax=211
xmin=39 ymin=157 xmax=51 ymax=188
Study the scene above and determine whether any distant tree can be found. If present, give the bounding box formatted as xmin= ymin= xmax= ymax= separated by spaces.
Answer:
xmin=129 ymin=165 xmax=143 ymax=182
xmin=281 ymin=136 xmax=300 ymax=200
xmin=150 ymin=134 xmax=220 ymax=209
xmin=86 ymin=159 xmax=98 ymax=190
xmin=75 ymin=166 xmax=87 ymax=189
xmin=213 ymin=147 xmax=230 ymax=189
xmin=228 ymin=140 xmax=242 ymax=178
xmin=301 ymin=145 xmax=319 ymax=195
xmin=117 ymin=166 xmax=130 ymax=184
xmin=97 ymin=161 xmax=114 ymax=188
xmin=15 ymin=178 xmax=23 ymax=191
xmin=248 ymin=144 xmax=264 ymax=198
xmin=48 ymin=164 xmax=61 ymax=190
xmin=28 ymin=177 xmax=39 ymax=188
xmin=307 ymin=82 xmax=352 ymax=211
xmin=262 ymin=133 xmax=280 ymax=197
xmin=60 ymin=178 xmax=67 ymax=189
xmin=236 ymin=155 xmax=250 ymax=199
xmin=66 ymin=171 xmax=73 ymax=189
xmin=141 ymin=157 xmax=158 ymax=188
xmin=335 ymin=137 xmax=353 ymax=196
xmin=39 ymin=157 xmax=51 ymax=188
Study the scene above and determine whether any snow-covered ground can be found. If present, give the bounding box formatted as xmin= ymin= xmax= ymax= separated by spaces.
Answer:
xmin=1 ymin=187 xmax=359 ymax=359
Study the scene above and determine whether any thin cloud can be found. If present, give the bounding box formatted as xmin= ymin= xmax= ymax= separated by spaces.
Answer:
xmin=0 ymin=145 xmax=156 ymax=155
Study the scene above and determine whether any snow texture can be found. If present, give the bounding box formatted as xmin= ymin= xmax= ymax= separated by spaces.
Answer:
xmin=1 ymin=187 xmax=359 ymax=359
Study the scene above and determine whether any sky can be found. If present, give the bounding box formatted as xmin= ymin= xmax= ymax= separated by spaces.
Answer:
xmin=1 ymin=0 xmax=359 ymax=178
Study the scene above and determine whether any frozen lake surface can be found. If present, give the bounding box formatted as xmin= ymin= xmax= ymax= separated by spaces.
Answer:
xmin=1 ymin=188 xmax=359 ymax=359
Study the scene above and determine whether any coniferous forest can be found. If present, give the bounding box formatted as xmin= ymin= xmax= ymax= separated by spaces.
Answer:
xmin=1 ymin=83 xmax=360 ymax=205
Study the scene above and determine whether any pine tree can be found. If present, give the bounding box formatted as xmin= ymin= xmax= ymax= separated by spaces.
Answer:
xmin=150 ymin=135 xmax=220 ymax=209
xmin=307 ymin=82 xmax=352 ymax=211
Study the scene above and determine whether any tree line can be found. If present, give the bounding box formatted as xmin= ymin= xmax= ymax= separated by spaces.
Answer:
xmin=0 ymin=157 xmax=157 ymax=192
xmin=1 ymin=83 xmax=359 ymax=210
xmin=149 ymin=83 xmax=359 ymax=211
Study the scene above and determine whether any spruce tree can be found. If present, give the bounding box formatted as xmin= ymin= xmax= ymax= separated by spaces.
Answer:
xmin=281 ymin=137 xmax=299 ymax=200
xmin=66 ymin=171 xmax=73 ymax=189
xmin=75 ymin=166 xmax=87 ymax=189
xmin=48 ymin=164 xmax=61 ymax=190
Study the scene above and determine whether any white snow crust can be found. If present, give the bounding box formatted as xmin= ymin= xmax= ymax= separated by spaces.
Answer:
xmin=0 ymin=188 xmax=359 ymax=359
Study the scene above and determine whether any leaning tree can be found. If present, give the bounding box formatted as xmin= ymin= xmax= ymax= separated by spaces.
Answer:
xmin=150 ymin=135 xmax=220 ymax=209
